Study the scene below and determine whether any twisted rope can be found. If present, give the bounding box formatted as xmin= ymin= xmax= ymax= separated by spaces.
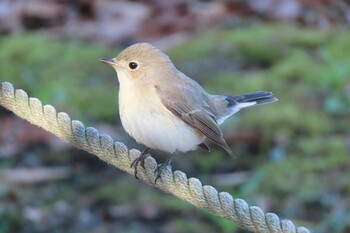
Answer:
xmin=0 ymin=81 xmax=310 ymax=233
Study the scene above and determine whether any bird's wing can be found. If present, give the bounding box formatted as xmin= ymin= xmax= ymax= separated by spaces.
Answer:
xmin=155 ymin=84 xmax=233 ymax=156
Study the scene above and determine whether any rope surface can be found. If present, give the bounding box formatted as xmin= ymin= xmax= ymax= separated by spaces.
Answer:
xmin=0 ymin=81 xmax=311 ymax=233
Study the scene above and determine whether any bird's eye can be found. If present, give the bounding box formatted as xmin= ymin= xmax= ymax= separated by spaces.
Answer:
xmin=128 ymin=62 xmax=138 ymax=70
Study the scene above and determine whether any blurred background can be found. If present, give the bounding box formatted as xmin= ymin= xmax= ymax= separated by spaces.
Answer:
xmin=1 ymin=0 xmax=350 ymax=232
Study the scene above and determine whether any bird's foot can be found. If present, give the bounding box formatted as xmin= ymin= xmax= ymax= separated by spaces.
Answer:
xmin=130 ymin=148 xmax=150 ymax=179
xmin=154 ymin=159 xmax=172 ymax=183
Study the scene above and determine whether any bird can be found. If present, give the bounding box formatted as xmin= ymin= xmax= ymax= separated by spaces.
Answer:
xmin=100 ymin=43 xmax=277 ymax=182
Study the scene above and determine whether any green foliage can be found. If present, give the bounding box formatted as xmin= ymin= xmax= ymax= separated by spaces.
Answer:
xmin=203 ymin=211 xmax=238 ymax=233
xmin=192 ymin=150 xmax=227 ymax=172
xmin=95 ymin=178 xmax=140 ymax=204
xmin=0 ymin=35 xmax=117 ymax=122
xmin=171 ymin=218 xmax=217 ymax=233
xmin=0 ymin=210 xmax=20 ymax=233
xmin=168 ymin=31 xmax=219 ymax=61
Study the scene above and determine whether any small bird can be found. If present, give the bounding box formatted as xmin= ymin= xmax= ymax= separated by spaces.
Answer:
xmin=100 ymin=43 xmax=277 ymax=182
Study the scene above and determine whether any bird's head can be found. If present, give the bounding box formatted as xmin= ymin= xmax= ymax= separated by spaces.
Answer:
xmin=100 ymin=43 xmax=174 ymax=85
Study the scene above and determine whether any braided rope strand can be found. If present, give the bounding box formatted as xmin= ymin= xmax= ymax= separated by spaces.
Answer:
xmin=0 ymin=82 xmax=310 ymax=233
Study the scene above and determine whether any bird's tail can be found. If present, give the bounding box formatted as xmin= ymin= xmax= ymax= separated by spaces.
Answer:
xmin=215 ymin=91 xmax=278 ymax=125
xmin=226 ymin=91 xmax=278 ymax=108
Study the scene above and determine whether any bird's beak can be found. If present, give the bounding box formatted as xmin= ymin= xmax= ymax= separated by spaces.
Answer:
xmin=100 ymin=58 xmax=115 ymax=66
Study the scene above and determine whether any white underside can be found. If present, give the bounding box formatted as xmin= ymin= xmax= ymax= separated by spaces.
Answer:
xmin=216 ymin=102 xmax=256 ymax=125
xmin=119 ymin=84 xmax=205 ymax=153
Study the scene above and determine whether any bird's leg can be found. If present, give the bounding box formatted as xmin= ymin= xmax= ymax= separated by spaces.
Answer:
xmin=154 ymin=153 xmax=176 ymax=183
xmin=130 ymin=147 xmax=150 ymax=179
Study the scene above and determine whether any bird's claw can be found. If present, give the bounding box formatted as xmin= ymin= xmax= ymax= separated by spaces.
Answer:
xmin=154 ymin=160 xmax=172 ymax=183
xmin=130 ymin=151 xmax=150 ymax=179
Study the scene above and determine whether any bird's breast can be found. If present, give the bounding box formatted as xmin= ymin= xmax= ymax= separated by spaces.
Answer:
xmin=118 ymin=84 xmax=204 ymax=153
